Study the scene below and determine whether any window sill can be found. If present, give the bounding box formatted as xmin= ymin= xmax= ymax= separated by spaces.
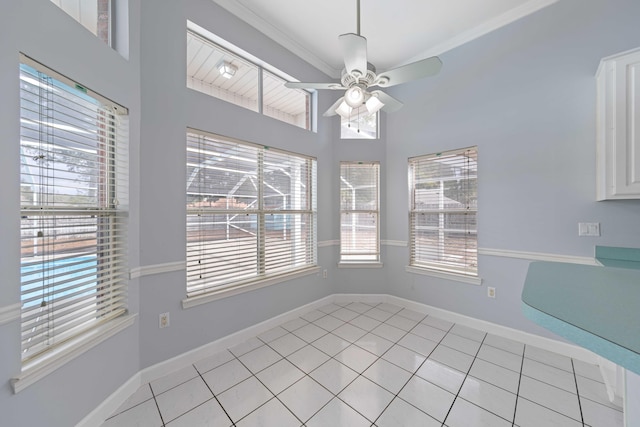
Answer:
xmin=405 ymin=265 xmax=482 ymax=285
xmin=11 ymin=314 xmax=137 ymax=394
xmin=182 ymin=267 xmax=321 ymax=309
xmin=338 ymin=262 xmax=384 ymax=268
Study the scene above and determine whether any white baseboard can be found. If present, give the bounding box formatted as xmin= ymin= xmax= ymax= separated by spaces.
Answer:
xmin=77 ymin=294 xmax=333 ymax=427
xmin=334 ymin=293 xmax=389 ymax=305
xmin=79 ymin=292 xmax=601 ymax=426
xmin=140 ymin=295 xmax=334 ymax=384
xmin=385 ymin=295 xmax=600 ymax=365
xmin=76 ymin=372 xmax=142 ymax=427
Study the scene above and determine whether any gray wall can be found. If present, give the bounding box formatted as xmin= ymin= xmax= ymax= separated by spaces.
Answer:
xmin=0 ymin=0 xmax=335 ymax=425
xmin=384 ymin=0 xmax=640 ymax=337
xmin=0 ymin=0 xmax=142 ymax=425
xmin=136 ymin=0 xmax=336 ymax=368
xmin=2 ymin=0 xmax=640 ymax=425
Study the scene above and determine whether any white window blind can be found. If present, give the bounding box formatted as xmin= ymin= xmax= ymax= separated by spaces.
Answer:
xmin=186 ymin=131 xmax=317 ymax=297
xmin=19 ymin=55 xmax=129 ymax=366
xmin=409 ymin=147 xmax=477 ymax=276
xmin=340 ymin=162 xmax=380 ymax=262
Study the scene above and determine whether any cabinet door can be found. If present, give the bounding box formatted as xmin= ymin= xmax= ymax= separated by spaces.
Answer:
xmin=597 ymin=49 xmax=640 ymax=200
xmin=613 ymin=53 xmax=640 ymax=197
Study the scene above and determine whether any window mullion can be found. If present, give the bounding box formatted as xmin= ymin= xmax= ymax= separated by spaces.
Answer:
xmin=257 ymin=149 xmax=265 ymax=275
xmin=258 ymin=67 xmax=264 ymax=115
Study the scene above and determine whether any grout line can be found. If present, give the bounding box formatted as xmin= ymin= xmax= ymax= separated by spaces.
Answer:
xmin=129 ymin=301 xmax=621 ymax=427
xmin=441 ymin=333 xmax=489 ymax=425
xmin=512 ymin=343 xmax=527 ymax=426
xmin=370 ymin=314 xmax=454 ymax=425
xmin=516 ymin=346 xmax=586 ymax=425
xmin=230 ymin=352 xmax=302 ymax=425
xmin=571 ymin=359 xmax=586 ymax=426
xmin=152 ymin=394 xmax=165 ymax=426
xmin=195 ymin=366 xmax=236 ymax=426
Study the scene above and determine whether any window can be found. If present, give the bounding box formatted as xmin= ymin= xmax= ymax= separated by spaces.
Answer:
xmin=340 ymin=162 xmax=380 ymax=263
xmin=262 ymin=70 xmax=311 ymax=130
xmin=50 ymin=0 xmax=111 ymax=45
xmin=409 ymin=147 xmax=477 ymax=277
xmin=186 ymin=131 xmax=317 ymax=298
xmin=341 ymin=107 xmax=378 ymax=139
xmin=186 ymin=25 xmax=312 ymax=130
xmin=186 ymin=30 xmax=260 ymax=112
xmin=19 ymin=55 xmax=128 ymax=368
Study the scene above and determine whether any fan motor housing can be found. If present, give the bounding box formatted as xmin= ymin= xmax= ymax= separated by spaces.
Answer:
xmin=341 ymin=62 xmax=377 ymax=88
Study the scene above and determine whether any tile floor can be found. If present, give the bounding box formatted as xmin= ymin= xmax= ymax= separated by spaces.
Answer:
xmin=101 ymin=301 xmax=624 ymax=426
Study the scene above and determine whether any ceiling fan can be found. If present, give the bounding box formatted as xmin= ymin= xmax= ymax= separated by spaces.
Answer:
xmin=285 ymin=0 xmax=443 ymax=118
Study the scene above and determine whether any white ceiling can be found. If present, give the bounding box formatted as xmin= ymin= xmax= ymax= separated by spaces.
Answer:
xmin=212 ymin=0 xmax=558 ymax=79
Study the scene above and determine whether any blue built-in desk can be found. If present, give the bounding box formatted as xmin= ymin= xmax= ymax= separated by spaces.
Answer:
xmin=522 ymin=254 xmax=640 ymax=375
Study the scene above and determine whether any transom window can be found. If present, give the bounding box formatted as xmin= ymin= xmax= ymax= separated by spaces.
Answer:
xmin=409 ymin=147 xmax=478 ymax=277
xmin=186 ymin=24 xmax=312 ymax=130
xmin=186 ymin=131 xmax=317 ymax=298
xmin=340 ymin=162 xmax=380 ymax=263
xmin=341 ymin=107 xmax=378 ymax=139
xmin=19 ymin=55 xmax=128 ymax=367
xmin=50 ymin=0 xmax=111 ymax=45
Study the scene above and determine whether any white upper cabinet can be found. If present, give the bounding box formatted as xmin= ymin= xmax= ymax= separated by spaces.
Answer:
xmin=596 ymin=48 xmax=640 ymax=200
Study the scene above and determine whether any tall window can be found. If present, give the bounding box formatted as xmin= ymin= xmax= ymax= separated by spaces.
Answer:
xmin=340 ymin=162 xmax=380 ymax=263
xmin=186 ymin=25 xmax=312 ymax=130
xmin=409 ymin=147 xmax=477 ymax=277
xmin=50 ymin=0 xmax=111 ymax=45
xmin=186 ymin=131 xmax=317 ymax=297
xmin=19 ymin=56 xmax=128 ymax=367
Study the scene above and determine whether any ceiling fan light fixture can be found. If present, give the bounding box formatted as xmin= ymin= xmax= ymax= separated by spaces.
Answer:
xmin=335 ymin=100 xmax=353 ymax=118
xmin=365 ymin=95 xmax=384 ymax=115
xmin=217 ymin=60 xmax=238 ymax=79
xmin=345 ymin=86 xmax=365 ymax=108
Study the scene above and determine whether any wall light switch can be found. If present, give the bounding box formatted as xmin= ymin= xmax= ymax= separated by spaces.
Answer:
xmin=578 ymin=222 xmax=600 ymax=237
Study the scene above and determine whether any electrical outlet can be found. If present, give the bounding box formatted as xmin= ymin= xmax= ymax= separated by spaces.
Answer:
xmin=323 ymin=269 xmax=327 ymax=279
xmin=159 ymin=312 xmax=170 ymax=328
xmin=578 ymin=222 xmax=600 ymax=237
xmin=487 ymin=287 xmax=496 ymax=298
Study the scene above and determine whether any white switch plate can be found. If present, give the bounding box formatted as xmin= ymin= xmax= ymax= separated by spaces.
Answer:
xmin=487 ymin=287 xmax=496 ymax=298
xmin=578 ymin=222 xmax=600 ymax=237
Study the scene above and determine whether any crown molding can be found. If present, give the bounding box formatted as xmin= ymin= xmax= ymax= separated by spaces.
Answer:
xmin=399 ymin=0 xmax=559 ymax=67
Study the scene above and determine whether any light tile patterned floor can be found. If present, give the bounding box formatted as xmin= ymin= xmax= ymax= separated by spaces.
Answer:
xmin=101 ymin=301 xmax=624 ymax=427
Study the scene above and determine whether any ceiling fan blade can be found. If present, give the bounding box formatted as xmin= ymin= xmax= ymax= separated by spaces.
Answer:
xmin=323 ymin=96 xmax=346 ymax=117
xmin=339 ymin=33 xmax=368 ymax=77
xmin=285 ymin=82 xmax=345 ymax=90
xmin=375 ymin=56 xmax=442 ymax=88
xmin=370 ymin=90 xmax=403 ymax=113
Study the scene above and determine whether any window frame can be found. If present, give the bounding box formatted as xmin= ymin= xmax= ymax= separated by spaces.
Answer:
xmin=339 ymin=161 xmax=381 ymax=265
xmin=407 ymin=147 xmax=480 ymax=284
xmin=184 ymin=129 xmax=318 ymax=308
xmin=15 ymin=54 xmax=132 ymax=392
